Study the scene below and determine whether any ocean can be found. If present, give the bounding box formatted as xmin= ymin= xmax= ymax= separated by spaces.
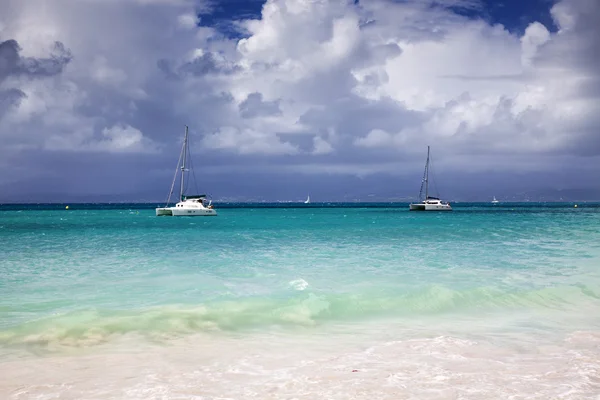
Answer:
xmin=1 ymin=203 xmax=600 ymax=399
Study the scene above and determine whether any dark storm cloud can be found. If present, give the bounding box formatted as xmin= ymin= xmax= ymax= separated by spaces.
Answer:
xmin=0 ymin=39 xmax=72 ymax=121
xmin=299 ymin=94 xmax=424 ymax=142
xmin=0 ymin=39 xmax=72 ymax=82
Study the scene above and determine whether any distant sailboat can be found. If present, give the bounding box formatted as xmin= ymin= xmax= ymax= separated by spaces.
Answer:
xmin=409 ymin=146 xmax=452 ymax=211
xmin=155 ymin=126 xmax=217 ymax=217
xmin=492 ymin=196 xmax=499 ymax=204
xmin=304 ymin=194 xmax=311 ymax=204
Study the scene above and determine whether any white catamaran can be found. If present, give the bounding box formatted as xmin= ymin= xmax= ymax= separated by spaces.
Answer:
xmin=156 ymin=126 xmax=217 ymax=217
xmin=409 ymin=146 xmax=452 ymax=211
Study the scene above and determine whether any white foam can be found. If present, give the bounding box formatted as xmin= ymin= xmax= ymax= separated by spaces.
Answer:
xmin=289 ymin=278 xmax=309 ymax=291
xmin=2 ymin=324 xmax=600 ymax=399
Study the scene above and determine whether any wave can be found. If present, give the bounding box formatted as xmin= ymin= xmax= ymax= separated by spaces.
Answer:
xmin=1 ymin=283 xmax=599 ymax=349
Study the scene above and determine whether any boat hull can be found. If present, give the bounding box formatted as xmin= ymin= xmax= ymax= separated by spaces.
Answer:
xmin=409 ymin=203 xmax=452 ymax=211
xmin=155 ymin=208 xmax=173 ymax=216
xmin=155 ymin=207 xmax=217 ymax=216
xmin=170 ymin=207 xmax=217 ymax=216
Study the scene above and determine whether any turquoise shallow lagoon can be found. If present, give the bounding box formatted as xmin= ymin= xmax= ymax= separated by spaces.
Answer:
xmin=1 ymin=203 xmax=600 ymax=398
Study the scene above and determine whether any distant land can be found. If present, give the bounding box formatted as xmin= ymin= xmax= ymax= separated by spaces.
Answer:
xmin=1 ymin=187 xmax=599 ymax=204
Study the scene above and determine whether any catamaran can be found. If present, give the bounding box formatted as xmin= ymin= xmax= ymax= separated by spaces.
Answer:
xmin=409 ymin=146 xmax=452 ymax=211
xmin=491 ymin=196 xmax=499 ymax=204
xmin=156 ymin=126 xmax=217 ymax=217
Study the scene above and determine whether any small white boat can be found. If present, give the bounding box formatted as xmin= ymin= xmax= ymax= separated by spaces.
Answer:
xmin=409 ymin=146 xmax=452 ymax=211
xmin=156 ymin=126 xmax=217 ymax=217
xmin=491 ymin=196 xmax=499 ymax=204
xmin=304 ymin=194 xmax=310 ymax=204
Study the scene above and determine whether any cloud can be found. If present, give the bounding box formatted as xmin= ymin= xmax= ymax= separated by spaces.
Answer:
xmin=0 ymin=88 xmax=25 ymax=118
xmin=90 ymin=56 xmax=128 ymax=86
xmin=355 ymin=129 xmax=396 ymax=149
xmin=201 ymin=126 xmax=299 ymax=155
xmin=42 ymin=123 xmax=159 ymax=153
xmin=160 ymin=49 xmax=241 ymax=78
xmin=96 ymin=124 xmax=159 ymax=153
xmin=0 ymin=38 xmax=72 ymax=123
xmin=177 ymin=12 xmax=200 ymax=29
xmin=239 ymin=92 xmax=281 ymax=118
xmin=521 ymin=22 xmax=550 ymax=68
xmin=1 ymin=0 xmax=600 ymax=200
xmin=0 ymin=39 xmax=72 ymax=81
xmin=312 ymin=135 xmax=334 ymax=155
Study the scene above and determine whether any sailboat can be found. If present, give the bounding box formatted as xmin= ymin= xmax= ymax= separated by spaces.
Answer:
xmin=409 ymin=146 xmax=452 ymax=211
xmin=155 ymin=126 xmax=217 ymax=217
xmin=491 ymin=196 xmax=499 ymax=204
xmin=304 ymin=194 xmax=311 ymax=204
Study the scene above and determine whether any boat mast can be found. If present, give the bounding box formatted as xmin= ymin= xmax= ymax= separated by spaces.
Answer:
xmin=180 ymin=125 xmax=188 ymax=201
xmin=424 ymin=145 xmax=430 ymax=200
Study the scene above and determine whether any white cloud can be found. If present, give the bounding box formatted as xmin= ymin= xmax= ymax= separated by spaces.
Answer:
xmin=44 ymin=124 xmax=159 ymax=153
xmin=91 ymin=56 xmax=128 ymax=86
xmin=312 ymin=135 xmax=334 ymax=155
xmin=177 ymin=13 xmax=199 ymax=29
xmin=355 ymin=129 xmax=395 ymax=148
xmin=551 ymin=1 xmax=578 ymax=31
xmin=521 ymin=22 xmax=550 ymax=68
xmin=97 ymin=124 xmax=159 ymax=153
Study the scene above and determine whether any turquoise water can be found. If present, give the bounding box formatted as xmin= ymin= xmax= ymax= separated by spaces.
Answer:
xmin=1 ymin=204 xmax=600 ymax=398
xmin=2 ymin=204 xmax=599 ymax=344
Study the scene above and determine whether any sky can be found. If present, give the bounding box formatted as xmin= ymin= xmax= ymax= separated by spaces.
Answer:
xmin=1 ymin=0 xmax=599 ymax=202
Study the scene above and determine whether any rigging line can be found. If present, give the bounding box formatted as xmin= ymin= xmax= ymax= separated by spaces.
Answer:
xmin=418 ymin=153 xmax=427 ymax=201
xmin=183 ymin=138 xmax=190 ymax=195
xmin=164 ymin=137 xmax=184 ymax=207
xmin=186 ymin=131 xmax=201 ymax=196
xmin=429 ymin=152 xmax=441 ymax=198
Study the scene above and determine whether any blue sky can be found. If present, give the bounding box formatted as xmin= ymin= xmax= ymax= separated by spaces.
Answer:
xmin=448 ymin=0 xmax=558 ymax=33
xmin=1 ymin=0 xmax=599 ymax=202
xmin=200 ymin=0 xmax=560 ymax=37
